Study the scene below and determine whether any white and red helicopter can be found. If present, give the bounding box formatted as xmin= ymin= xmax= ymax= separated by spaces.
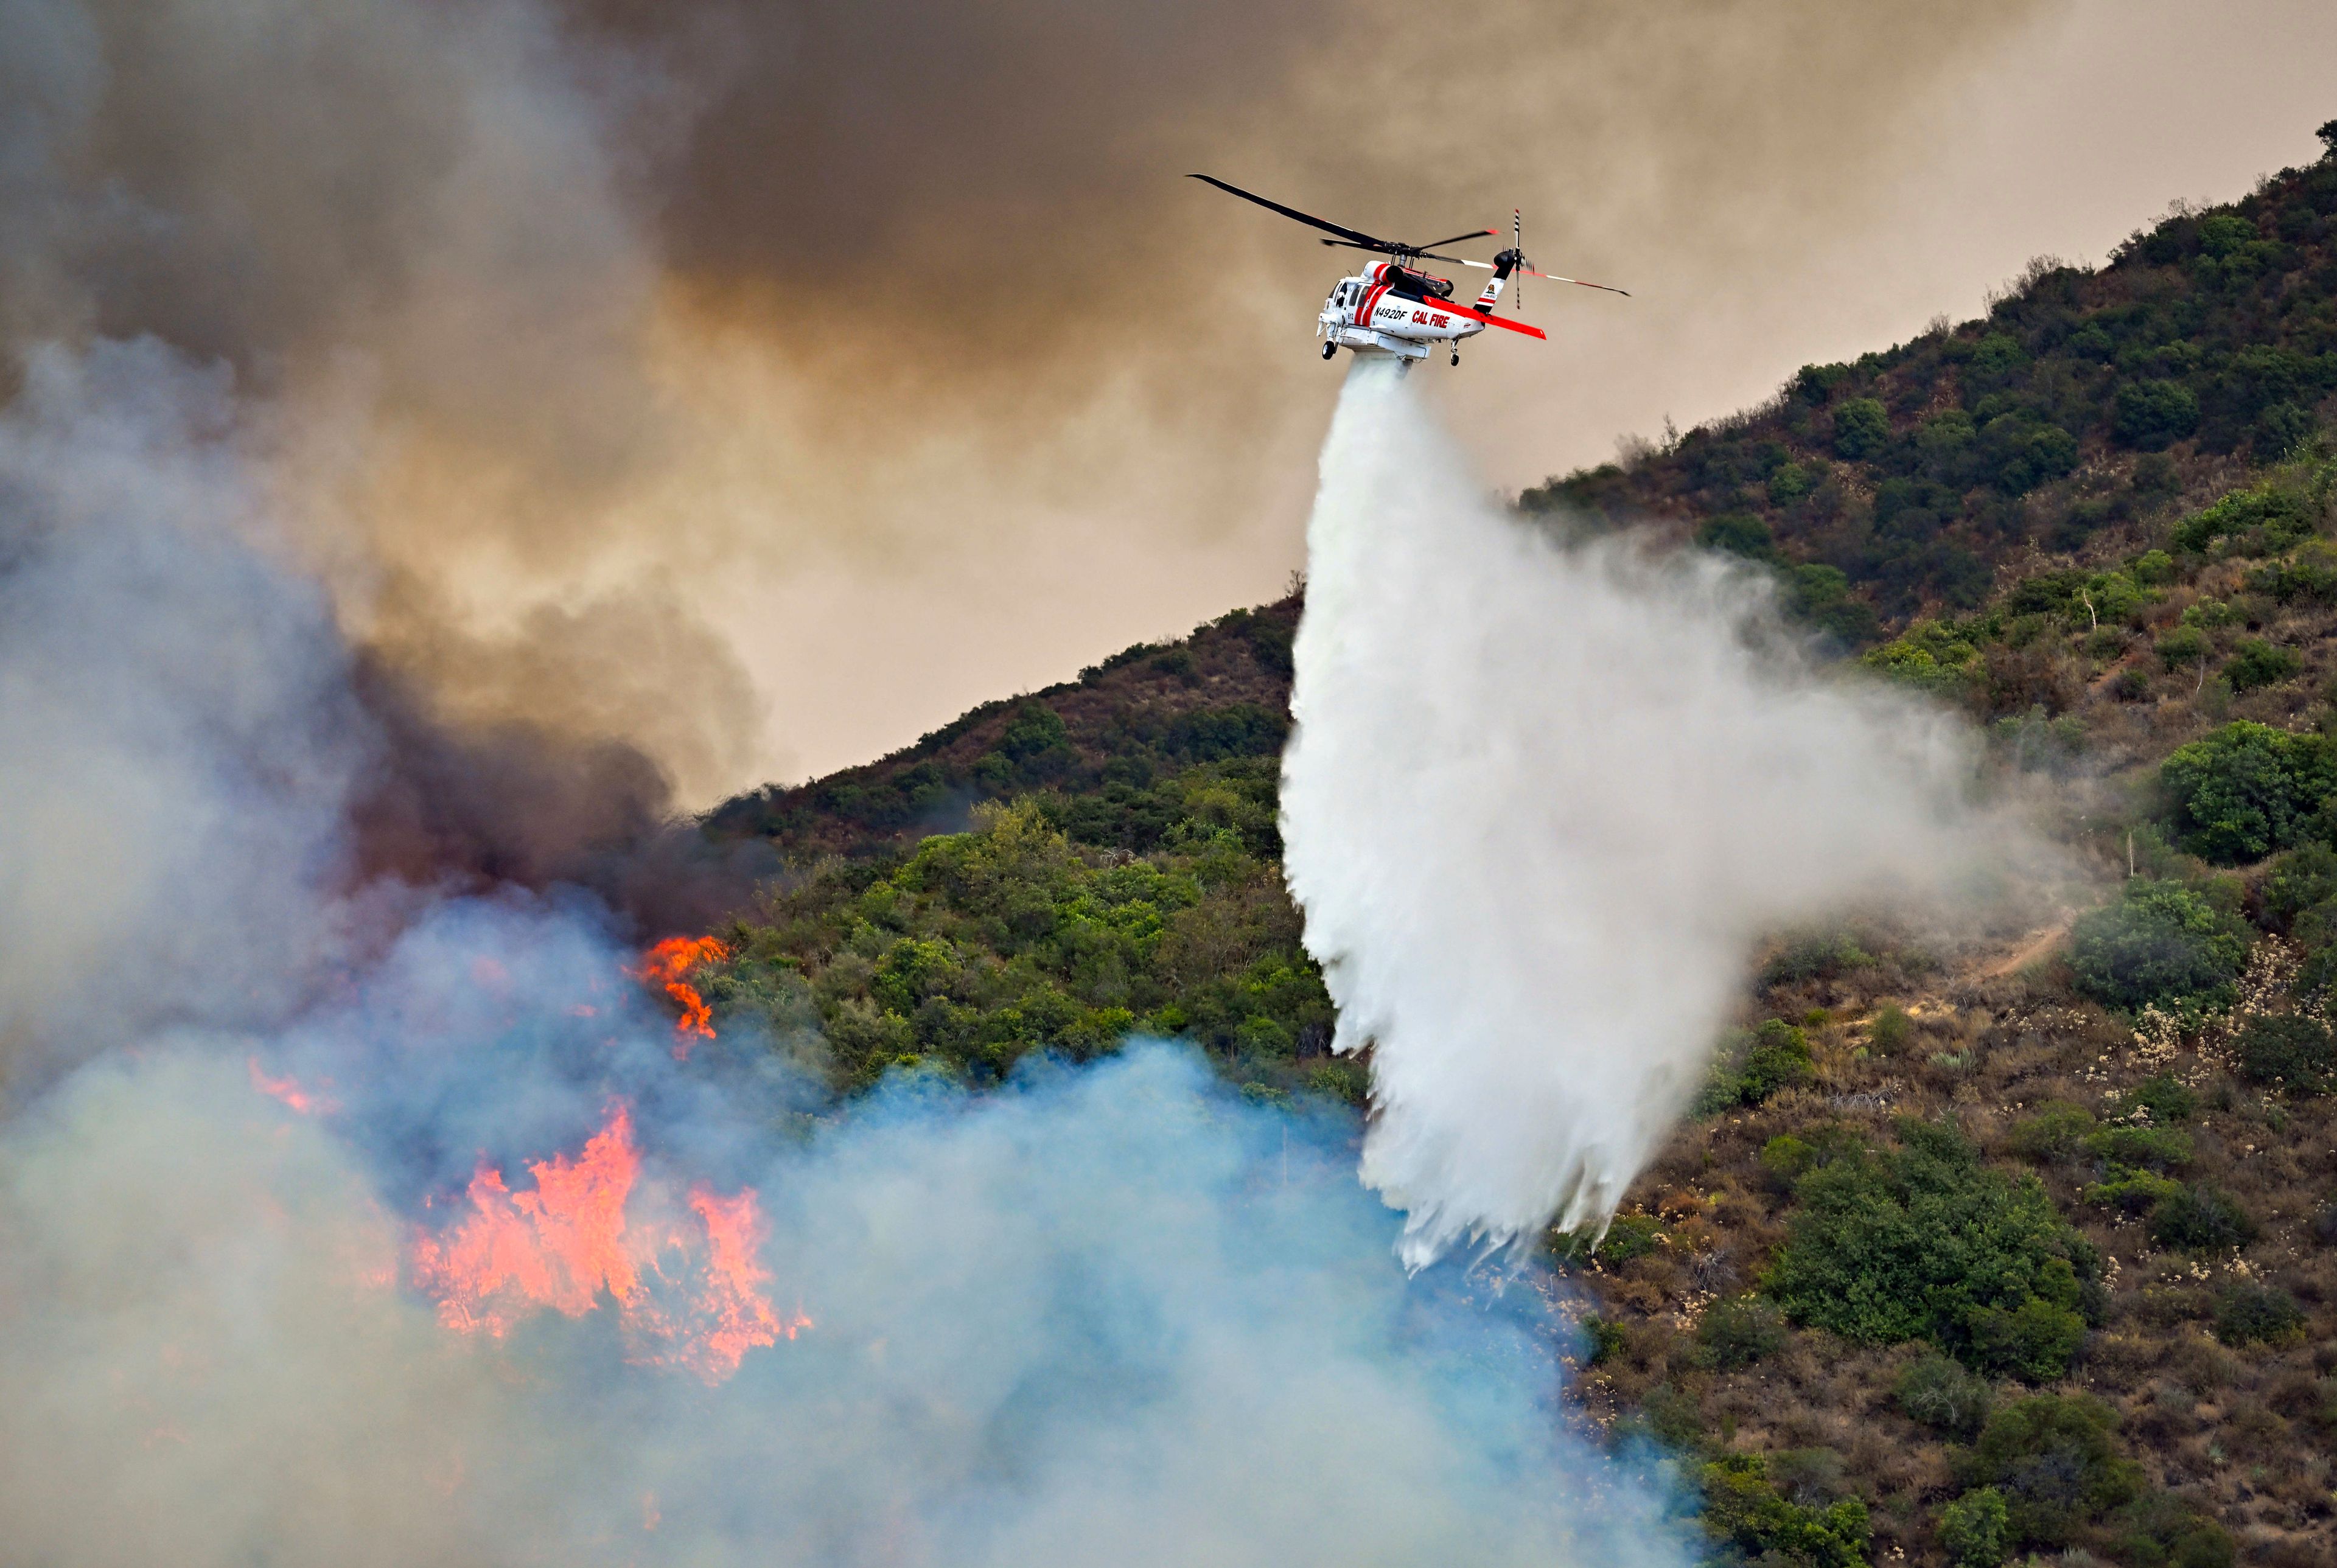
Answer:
xmin=1190 ymin=173 xmax=1627 ymax=366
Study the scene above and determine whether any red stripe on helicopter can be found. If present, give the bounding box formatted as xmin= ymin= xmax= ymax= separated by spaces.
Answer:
xmin=1359 ymin=285 xmax=1546 ymax=341
xmin=1438 ymin=299 xmax=1546 ymax=339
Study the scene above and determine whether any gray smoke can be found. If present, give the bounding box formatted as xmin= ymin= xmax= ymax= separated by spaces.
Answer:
xmin=0 ymin=338 xmax=369 ymax=1065
xmin=1281 ymin=360 xmax=2022 ymax=1266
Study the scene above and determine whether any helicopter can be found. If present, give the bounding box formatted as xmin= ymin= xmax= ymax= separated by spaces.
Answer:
xmin=1189 ymin=173 xmax=1627 ymax=366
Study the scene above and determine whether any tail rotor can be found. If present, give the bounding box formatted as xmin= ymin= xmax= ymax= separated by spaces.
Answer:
xmin=1458 ymin=209 xmax=1629 ymax=305
xmin=1512 ymin=209 xmax=1524 ymax=312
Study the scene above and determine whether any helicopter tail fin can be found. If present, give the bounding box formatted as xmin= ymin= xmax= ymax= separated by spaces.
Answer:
xmin=1473 ymin=248 xmax=1523 ymax=313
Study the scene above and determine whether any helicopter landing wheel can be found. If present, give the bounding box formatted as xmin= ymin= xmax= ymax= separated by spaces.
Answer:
xmin=1450 ymin=351 xmax=1460 ymax=366
xmin=1321 ymin=341 xmax=1337 ymax=360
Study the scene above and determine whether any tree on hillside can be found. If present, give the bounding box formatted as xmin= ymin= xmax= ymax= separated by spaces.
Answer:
xmin=1762 ymin=1121 xmax=2096 ymax=1381
xmin=2159 ymin=721 xmax=2337 ymax=863
xmin=2067 ymin=879 xmax=2249 ymax=1015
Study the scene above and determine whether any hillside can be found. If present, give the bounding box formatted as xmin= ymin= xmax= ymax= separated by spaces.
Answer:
xmin=692 ymin=125 xmax=2337 ymax=1567
xmin=1529 ymin=120 xmax=2337 ymax=659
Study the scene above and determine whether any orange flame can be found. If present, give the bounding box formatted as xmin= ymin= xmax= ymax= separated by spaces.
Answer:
xmin=631 ymin=936 xmax=730 ymax=1058
xmin=248 ymin=1056 xmax=339 ymax=1115
xmin=408 ymin=1104 xmax=797 ymax=1381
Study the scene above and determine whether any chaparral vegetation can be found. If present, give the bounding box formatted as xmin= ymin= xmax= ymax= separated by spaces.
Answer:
xmin=683 ymin=122 xmax=2337 ymax=1567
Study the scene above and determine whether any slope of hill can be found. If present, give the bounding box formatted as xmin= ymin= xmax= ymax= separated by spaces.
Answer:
xmin=1528 ymin=119 xmax=2337 ymax=655
xmin=692 ymin=125 xmax=2337 ymax=1567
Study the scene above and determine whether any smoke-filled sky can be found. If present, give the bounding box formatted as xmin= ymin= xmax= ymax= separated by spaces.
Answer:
xmin=4 ymin=0 xmax=2334 ymax=797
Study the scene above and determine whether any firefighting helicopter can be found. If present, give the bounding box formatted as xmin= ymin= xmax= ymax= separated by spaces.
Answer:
xmin=1189 ymin=173 xmax=1627 ymax=366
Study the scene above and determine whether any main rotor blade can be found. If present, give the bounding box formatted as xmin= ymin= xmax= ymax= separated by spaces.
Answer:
xmin=1322 ymin=239 xmax=1472 ymax=265
xmin=1189 ymin=174 xmax=1394 ymax=251
xmin=1415 ymin=228 xmax=1498 ymax=251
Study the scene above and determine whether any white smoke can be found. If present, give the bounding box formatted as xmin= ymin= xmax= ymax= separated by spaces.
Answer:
xmin=0 ymin=340 xmax=371 ymax=1064
xmin=1282 ymin=358 xmax=2015 ymax=1267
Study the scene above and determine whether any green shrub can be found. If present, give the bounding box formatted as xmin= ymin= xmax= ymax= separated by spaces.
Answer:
xmin=2251 ymin=542 xmax=2337 ymax=604
xmin=1640 ymin=1382 xmax=1706 ymax=1448
xmin=1965 ymin=1295 xmax=2089 ymax=1383
xmin=2261 ymin=842 xmax=2337 ymax=932
xmin=1794 ymin=361 xmax=1853 ymax=404
xmin=2235 ymin=1012 xmax=2336 ymax=1093
xmin=1696 ymin=512 xmax=1779 ymax=561
xmin=1741 ymin=1019 xmax=1816 ymax=1101
xmin=2254 ymin=401 xmax=2316 ymax=460
xmin=1697 ymin=1295 xmax=1789 ymax=1370
xmin=2123 ymin=1072 xmax=2199 ymax=1124
xmin=1579 ymin=1314 xmax=1628 ymax=1367
xmin=2159 ymin=721 xmax=2337 ymax=863
xmin=2066 ymin=880 xmax=2249 ymax=1014
xmin=2083 ymin=1123 xmax=2193 ymax=1171
xmin=2081 ymin=1167 xmax=2184 ymax=1213
xmin=1937 ymin=1485 xmax=2011 ymax=1568
xmin=1869 ymin=1003 xmax=1913 ymax=1055
xmin=1769 ymin=461 xmax=1814 ymax=505
xmin=1598 ymin=1212 xmax=1661 ymax=1261
xmin=2172 ymin=481 xmax=2317 ymax=554
xmin=1699 ymin=1454 xmax=1871 ymax=1568
xmin=2149 ymin=1183 xmax=2258 ymax=1251
xmin=1895 ymin=1353 xmax=1996 ymax=1439
xmin=2155 ymin=624 xmax=2210 ymax=670
xmin=1699 ymin=1019 xmax=1816 ymax=1112
xmin=1552 ymin=1210 xmax=1661 ymax=1265
xmin=2114 ymin=379 xmax=2201 ymax=450
xmin=1761 ymin=932 xmax=1875 ymax=985
xmin=1785 ymin=563 xmax=1879 ymax=644
xmin=2105 ymin=1493 xmax=2236 ymax=1568
xmin=2007 ymin=1102 xmax=2095 ymax=1162
xmin=1762 ymin=1121 xmax=2095 ymax=1380
xmin=2184 ymin=596 xmax=2243 ymax=629
xmin=1303 ymin=1059 xmax=1368 ymax=1107
xmin=2298 ymin=944 xmax=2337 ymax=1002
xmin=1864 ymin=634 xmax=1981 ymax=697
xmin=1832 ymin=397 xmax=1891 ymax=459
xmin=2225 ymin=638 xmax=2303 ymax=692
xmin=1762 ymin=1134 xmax=1818 ymax=1190
xmin=2212 ymin=1281 xmax=2305 ymax=1346
xmin=1960 ymin=1395 xmax=2142 ymax=1549
xmin=1979 ymin=414 xmax=2080 ymax=496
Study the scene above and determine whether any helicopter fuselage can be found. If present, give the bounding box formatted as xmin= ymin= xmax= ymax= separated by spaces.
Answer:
xmin=1317 ymin=261 xmax=1487 ymax=361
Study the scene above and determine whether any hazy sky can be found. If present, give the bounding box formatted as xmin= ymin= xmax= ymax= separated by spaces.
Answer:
xmin=7 ymin=0 xmax=2333 ymax=801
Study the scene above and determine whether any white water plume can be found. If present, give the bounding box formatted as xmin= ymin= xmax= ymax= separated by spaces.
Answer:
xmin=1282 ymin=358 xmax=2017 ymax=1267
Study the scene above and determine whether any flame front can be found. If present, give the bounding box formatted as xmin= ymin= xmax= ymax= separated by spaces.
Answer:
xmin=409 ymin=1104 xmax=797 ymax=1382
xmin=631 ymin=936 xmax=730 ymax=1058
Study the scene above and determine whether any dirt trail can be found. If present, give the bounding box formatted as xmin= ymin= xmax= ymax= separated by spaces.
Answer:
xmin=1982 ymin=919 xmax=2072 ymax=979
